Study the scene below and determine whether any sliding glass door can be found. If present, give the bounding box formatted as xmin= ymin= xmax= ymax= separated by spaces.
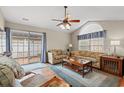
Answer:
xmin=11 ymin=30 xmax=42 ymax=65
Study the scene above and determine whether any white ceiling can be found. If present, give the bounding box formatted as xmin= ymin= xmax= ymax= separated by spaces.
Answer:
xmin=1 ymin=6 xmax=124 ymax=33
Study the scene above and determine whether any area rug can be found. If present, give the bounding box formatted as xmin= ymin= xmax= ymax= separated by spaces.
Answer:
xmin=22 ymin=63 xmax=49 ymax=73
xmin=50 ymin=65 xmax=119 ymax=87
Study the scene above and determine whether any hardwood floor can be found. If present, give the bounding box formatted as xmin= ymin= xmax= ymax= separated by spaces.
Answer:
xmin=119 ymin=78 xmax=124 ymax=87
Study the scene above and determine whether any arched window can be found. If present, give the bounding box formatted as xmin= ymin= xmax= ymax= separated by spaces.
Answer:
xmin=78 ymin=22 xmax=106 ymax=52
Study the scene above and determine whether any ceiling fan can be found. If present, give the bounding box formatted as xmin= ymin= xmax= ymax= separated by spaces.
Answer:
xmin=52 ymin=6 xmax=80 ymax=30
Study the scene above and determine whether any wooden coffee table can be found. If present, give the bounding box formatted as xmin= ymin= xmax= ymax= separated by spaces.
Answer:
xmin=62 ymin=58 xmax=92 ymax=77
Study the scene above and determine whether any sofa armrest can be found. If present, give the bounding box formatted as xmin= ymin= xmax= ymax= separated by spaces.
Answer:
xmin=48 ymin=52 xmax=53 ymax=64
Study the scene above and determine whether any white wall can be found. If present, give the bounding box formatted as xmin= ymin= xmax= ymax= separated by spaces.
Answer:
xmin=71 ymin=21 xmax=124 ymax=56
xmin=98 ymin=21 xmax=124 ymax=56
xmin=5 ymin=21 xmax=71 ymax=50
xmin=79 ymin=22 xmax=103 ymax=35
xmin=0 ymin=9 xmax=4 ymax=30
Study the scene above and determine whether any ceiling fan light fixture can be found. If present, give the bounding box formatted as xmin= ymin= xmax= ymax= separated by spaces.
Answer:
xmin=52 ymin=6 xmax=80 ymax=30
xmin=58 ymin=23 xmax=71 ymax=30
xmin=58 ymin=24 xmax=66 ymax=29
xmin=65 ymin=23 xmax=70 ymax=30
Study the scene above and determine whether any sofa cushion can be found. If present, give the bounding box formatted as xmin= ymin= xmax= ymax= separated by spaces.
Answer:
xmin=0 ymin=65 xmax=15 ymax=87
xmin=54 ymin=56 xmax=61 ymax=60
xmin=85 ymin=51 xmax=92 ymax=57
xmin=57 ymin=50 xmax=62 ymax=55
xmin=61 ymin=55 xmax=67 ymax=58
xmin=81 ymin=57 xmax=97 ymax=62
xmin=75 ymin=56 xmax=97 ymax=62
xmin=71 ymin=51 xmax=80 ymax=56
xmin=50 ymin=49 xmax=63 ymax=56
xmin=80 ymin=51 xmax=87 ymax=56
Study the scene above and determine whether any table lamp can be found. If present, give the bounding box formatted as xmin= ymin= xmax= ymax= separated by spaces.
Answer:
xmin=69 ymin=44 xmax=72 ymax=51
xmin=110 ymin=40 xmax=120 ymax=56
xmin=67 ymin=44 xmax=72 ymax=56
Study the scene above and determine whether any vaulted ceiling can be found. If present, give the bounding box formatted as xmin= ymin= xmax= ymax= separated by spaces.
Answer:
xmin=1 ymin=6 xmax=124 ymax=32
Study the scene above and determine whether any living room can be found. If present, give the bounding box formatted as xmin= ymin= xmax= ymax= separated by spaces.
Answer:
xmin=0 ymin=5 xmax=124 ymax=88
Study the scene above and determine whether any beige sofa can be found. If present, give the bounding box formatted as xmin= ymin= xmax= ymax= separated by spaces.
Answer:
xmin=71 ymin=51 xmax=104 ymax=69
xmin=48 ymin=49 xmax=67 ymax=64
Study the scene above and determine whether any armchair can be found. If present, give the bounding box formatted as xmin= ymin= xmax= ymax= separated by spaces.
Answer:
xmin=48 ymin=49 xmax=67 ymax=64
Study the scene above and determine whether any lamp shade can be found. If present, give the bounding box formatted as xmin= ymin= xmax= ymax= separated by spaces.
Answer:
xmin=111 ymin=40 xmax=120 ymax=46
xmin=69 ymin=44 xmax=72 ymax=47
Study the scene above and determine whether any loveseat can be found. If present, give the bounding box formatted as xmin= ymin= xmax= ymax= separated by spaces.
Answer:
xmin=48 ymin=49 xmax=67 ymax=64
xmin=71 ymin=51 xmax=104 ymax=69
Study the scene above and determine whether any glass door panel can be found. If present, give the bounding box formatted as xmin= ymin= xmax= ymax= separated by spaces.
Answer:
xmin=11 ymin=30 xmax=29 ymax=65
xmin=29 ymin=32 xmax=42 ymax=63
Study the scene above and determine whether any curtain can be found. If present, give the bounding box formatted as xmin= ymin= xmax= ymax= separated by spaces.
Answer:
xmin=41 ymin=32 xmax=47 ymax=63
xmin=78 ymin=30 xmax=106 ymax=40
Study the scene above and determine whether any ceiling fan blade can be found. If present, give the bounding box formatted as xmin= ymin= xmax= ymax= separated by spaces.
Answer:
xmin=68 ymin=22 xmax=71 ymax=26
xmin=56 ymin=23 xmax=63 ymax=26
xmin=69 ymin=20 xmax=80 ymax=22
xmin=52 ymin=19 xmax=63 ymax=22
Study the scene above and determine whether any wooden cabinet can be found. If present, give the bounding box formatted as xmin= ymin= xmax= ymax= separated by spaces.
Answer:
xmin=100 ymin=56 xmax=124 ymax=77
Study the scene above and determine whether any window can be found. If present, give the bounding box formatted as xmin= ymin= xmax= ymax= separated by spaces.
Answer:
xmin=79 ymin=39 xmax=90 ymax=51
xmin=78 ymin=31 xmax=106 ymax=52
xmin=0 ymin=31 xmax=6 ymax=54
xmin=90 ymin=38 xmax=104 ymax=52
